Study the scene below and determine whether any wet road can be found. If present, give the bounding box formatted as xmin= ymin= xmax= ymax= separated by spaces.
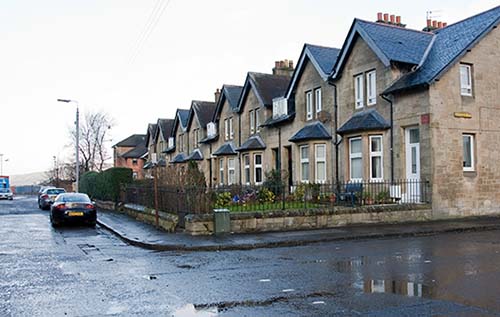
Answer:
xmin=2 ymin=196 xmax=500 ymax=316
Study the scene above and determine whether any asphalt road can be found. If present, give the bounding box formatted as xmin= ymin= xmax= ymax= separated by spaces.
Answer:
xmin=2 ymin=196 xmax=500 ymax=316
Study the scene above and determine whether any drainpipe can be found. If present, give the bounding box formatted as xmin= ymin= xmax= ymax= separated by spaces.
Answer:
xmin=238 ymin=113 xmax=242 ymax=184
xmin=381 ymin=94 xmax=394 ymax=183
xmin=209 ymin=143 xmax=212 ymax=188
xmin=326 ymin=81 xmax=339 ymax=185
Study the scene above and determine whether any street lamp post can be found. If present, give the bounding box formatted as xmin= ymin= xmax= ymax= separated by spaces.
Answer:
xmin=57 ymin=99 xmax=80 ymax=192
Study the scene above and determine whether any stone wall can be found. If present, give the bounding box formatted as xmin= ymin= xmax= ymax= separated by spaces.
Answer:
xmin=184 ymin=204 xmax=432 ymax=235
xmin=96 ymin=200 xmax=179 ymax=232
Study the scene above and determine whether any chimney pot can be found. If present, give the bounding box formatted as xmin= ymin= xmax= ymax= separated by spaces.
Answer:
xmin=288 ymin=60 xmax=293 ymax=68
xmin=427 ymin=19 xmax=432 ymax=27
xmin=383 ymin=13 xmax=389 ymax=22
xmin=390 ymin=14 xmax=395 ymax=23
xmin=396 ymin=16 xmax=401 ymax=24
xmin=275 ymin=61 xmax=280 ymax=68
xmin=377 ymin=12 xmax=383 ymax=21
xmin=279 ymin=60 xmax=285 ymax=68
xmin=442 ymin=22 xmax=447 ymax=27
xmin=437 ymin=21 xmax=442 ymax=28
xmin=432 ymin=20 xmax=437 ymax=28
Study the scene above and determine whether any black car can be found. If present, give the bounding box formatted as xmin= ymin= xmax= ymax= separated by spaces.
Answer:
xmin=50 ymin=193 xmax=97 ymax=227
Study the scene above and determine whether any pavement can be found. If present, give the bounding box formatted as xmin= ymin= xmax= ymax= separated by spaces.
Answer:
xmin=96 ymin=209 xmax=500 ymax=252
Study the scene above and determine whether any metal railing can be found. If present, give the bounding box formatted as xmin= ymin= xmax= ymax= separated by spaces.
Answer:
xmin=121 ymin=179 xmax=431 ymax=214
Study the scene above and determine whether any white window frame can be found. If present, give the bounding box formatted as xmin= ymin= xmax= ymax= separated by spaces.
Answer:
xmin=315 ymin=88 xmax=322 ymax=114
xmin=228 ymin=158 xmax=235 ymax=185
xmin=243 ymin=154 xmax=250 ymax=185
xmin=168 ymin=137 xmax=174 ymax=148
xmin=349 ymin=137 xmax=363 ymax=181
xmin=306 ymin=91 xmax=313 ymax=120
xmin=369 ymin=135 xmax=383 ymax=181
xmin=367 ymin=70 xmax=377 ymax=105
xmin=229 ymin=117 xmax=234 ymax=139
xmin=254 ymin=153 xmax=263 ymax=185
xmin=207 ymin=122 xmax=216 ymax=138
xmin=255 ymin=108 xmax=261 ymax=132
xmin=355 ymin=74 xmax=364 ymax=109
xmin=250 ymin=110 xmax=255 ymax=134
xmin=224 ymin=119 xmax=229 ymax=140
xmin=300 ymin=145 xmax=309 ymax=183
xmin=219 ymin=158 xmax=224 ymax=185
xmin=315 ymin=144 xmax=326 ymax=183
xmin=463 ymin=134 xmax=475 ymax=172
xmin=460 ymin=64 xmax=472 ymax=96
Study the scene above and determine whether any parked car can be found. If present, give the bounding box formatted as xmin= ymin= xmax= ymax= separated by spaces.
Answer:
xmin=0 ymin=188 xmax=13 ymax=200
xmin=39 ymin=188 xmax=66 ymax=210
xmin=50 ymin=193 xmax=97 ymax=227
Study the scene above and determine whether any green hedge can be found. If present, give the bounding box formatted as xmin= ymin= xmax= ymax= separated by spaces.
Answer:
xmin=79 ymin=167 xmax=132 ymax=202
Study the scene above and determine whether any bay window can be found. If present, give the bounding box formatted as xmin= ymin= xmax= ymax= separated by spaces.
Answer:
xmin=349 ymin=137 xmax=363 ymax=181
xmin=369 ymin=136 xmax=383 ymax=180
xmin=300 ymin=145 xmax=309 ymax=183
xmin=315 ymin=144 xmax=326 ymax=183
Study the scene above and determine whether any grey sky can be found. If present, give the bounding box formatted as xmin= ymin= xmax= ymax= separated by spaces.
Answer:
xmin=1 ymin=0 xmax=497 ymax=175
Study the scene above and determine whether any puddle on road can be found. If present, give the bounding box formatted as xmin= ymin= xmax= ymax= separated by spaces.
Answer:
xmin=359 ymin=279 xmax=431 ymax=298
xmin=172 ymin=304 xmax=218 ymax=317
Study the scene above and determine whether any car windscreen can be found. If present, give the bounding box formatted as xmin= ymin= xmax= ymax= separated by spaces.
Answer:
xmin=0 ymin=188 xmax=10 ymax=193
xmin=56 ymin=194 xmax=91 ymax=203
xmin=47 ymin=189 xmax=65 ymax=195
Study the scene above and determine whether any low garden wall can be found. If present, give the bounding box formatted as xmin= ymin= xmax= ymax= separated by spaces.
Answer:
xmin=185 ymin=204 xmax=432 ymax=235
xmin=96 ymin=200 xmax=179 ymax=232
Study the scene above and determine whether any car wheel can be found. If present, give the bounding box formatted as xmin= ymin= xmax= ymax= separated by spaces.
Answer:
xmin=88 ymin=221 xmax=96 ymax=228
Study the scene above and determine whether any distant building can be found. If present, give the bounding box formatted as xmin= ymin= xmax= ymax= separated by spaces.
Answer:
xmin=113 ymin=134 xmax=147 ymax=179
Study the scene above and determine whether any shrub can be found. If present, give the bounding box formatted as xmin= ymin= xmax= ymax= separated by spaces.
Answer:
xmin=79 ymin=167 xmax=132 ymax=202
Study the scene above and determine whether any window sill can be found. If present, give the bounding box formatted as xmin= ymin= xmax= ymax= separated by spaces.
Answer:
xmin=463 ymin=171 xmax=477 ymax=178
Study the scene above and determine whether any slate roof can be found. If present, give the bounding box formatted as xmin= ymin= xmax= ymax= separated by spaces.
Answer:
xmin=143 ymin=161 xmax=153 ymax=169
xmin=236 ymin=135 xmax=266 ymax=152
xmin=171 ymin=153 xmax=187 ymax=164
xmin=306 ymin=44 xmax=341 ymax=76
xmin=162 ymin=145 xmax=175 ymax=153
xmin=337 ymin=109 xmax=390 ymax=135
xmin=113 ymin=134 xmax=146 ymax=148
xmin=385 ymin=5 xmax=500 ymax=93
xmin=157 ymin=119 xmax=174 ymax=140
xmin=121 ymin=145 xmax=148 ymax=159
xmin=199 ymin=134 xmax=218 ymax=144
xmin=331 ymin=19 xmax=434 ymax=79
xmin=178 ymin=109 xmax=190 ymax=129
xmin=261 ymin=113 xmax=295 ymax=127
xmin=213 ymin=142 xmax=237 ymax=156
xmin=238 ymin=72 xmax=290 ymax=111
xmin=289 ymin=121 xmax=332 ymax=142
xmin=224 ymin=85 xmax=244 ymax=111
xmin=190 ymin=100 xmax=216 ymax=128
xmin=186 ymin=149 xmax=203 ymax=161
xmin=157 ymin=158 xmax=167 ymax=167
xmin=145 ymin=123 xmax=157 ymax=147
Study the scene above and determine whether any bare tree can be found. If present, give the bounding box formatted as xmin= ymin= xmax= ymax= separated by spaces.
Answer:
xmin=70 ymin=110 xmax=114 ymax=173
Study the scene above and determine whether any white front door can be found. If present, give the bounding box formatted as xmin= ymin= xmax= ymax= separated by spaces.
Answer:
xmin=404 ymin=127 xmax=420 ymax=202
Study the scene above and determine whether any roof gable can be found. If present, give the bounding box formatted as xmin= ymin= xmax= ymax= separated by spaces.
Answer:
xmin=286 ymin=44 xmax=340 ymax=99
xmin=154 ymin=118 xmax=174 ymax=142
xmin=172 ymin=109 xmax=190 ymax=136
xmin=331 ymin=19 xmax=434 ymax=79
xmin=145 ymin=123 xmax=157 ymax=148
xmin=385 ymin=5 xmax=500 ymax=94
xmin=213 ymin=85 xmax=243 ymax=122
xmin=237 ymin=72 xmax=290 ymax=112
xmin=187 ymin=100 xmax=216 ymax=131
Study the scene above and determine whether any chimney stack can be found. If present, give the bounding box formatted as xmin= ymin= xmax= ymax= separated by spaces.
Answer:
xmin=272 ymin=59 xmax=295 ymax=77
xmin=376 ymin=12 xmax=405 ymax=27
xmin=214 ymin=88 xmax=221 ymax=103
xmin=423 ymin=19 xmax=447 ymax=31
xmin=442 ymin=22 xmax=447 ymax=27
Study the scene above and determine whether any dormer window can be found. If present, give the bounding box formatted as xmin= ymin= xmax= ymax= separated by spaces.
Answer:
xmin=460 ymin=64 xmax=473 ymax=96
xmin=207 ymin=122 xmax=216 ymax=138
xmin=229 ymin=117 xmax=234 ymax=139
xmin=168 ymin=137 xmax=174 ymax=148
xmin=273 ymin=97 xmax=288 ymax=119
xmin=306 ymin=91 xmax=313 ymax=120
